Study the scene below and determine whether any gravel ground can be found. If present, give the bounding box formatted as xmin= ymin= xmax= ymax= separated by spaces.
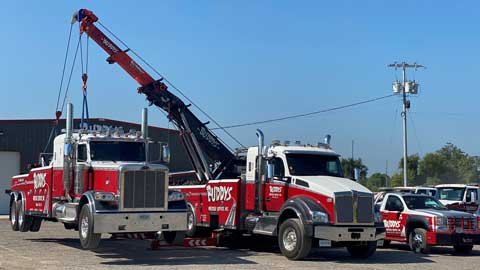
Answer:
xmin=0 ymin=219 xmax=479 ymax=270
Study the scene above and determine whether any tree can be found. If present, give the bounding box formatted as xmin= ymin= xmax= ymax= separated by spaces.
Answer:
xmin=341 ymin=158 xmax=368 ymax=182
xmin=391 ymin=154 xmax=421 ymax=187
xmin=365 ymin=173 xmax=388 ymax=191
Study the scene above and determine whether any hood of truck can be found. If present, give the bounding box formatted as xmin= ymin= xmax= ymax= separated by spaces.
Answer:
xmin=439 ymin=199 xmax=463 ymax=206
xmin=410 ymin=209 xmax=474 ymax=218
xmin=294 ymin=175 xmax=372 ymax=197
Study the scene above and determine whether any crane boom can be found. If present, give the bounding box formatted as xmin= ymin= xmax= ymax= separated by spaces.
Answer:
xmin=73 ymin=9 xmax=238 ymax=181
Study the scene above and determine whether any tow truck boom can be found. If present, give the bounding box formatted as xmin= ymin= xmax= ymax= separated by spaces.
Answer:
xmin=73 ymin=9 xmax=237 ymax=182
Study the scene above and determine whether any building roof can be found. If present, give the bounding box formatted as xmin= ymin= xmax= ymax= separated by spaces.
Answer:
xmin=0 ymin=118 xmax=179 ymax=133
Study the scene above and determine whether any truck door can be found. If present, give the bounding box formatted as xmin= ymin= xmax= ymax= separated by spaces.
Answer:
xmin=381 ymin=195 xmax=405 ymax=239
xmin=264 ymin=157 xmax=287 ymax=212
xmin=465 ymin=188 xmax=479 ymax=213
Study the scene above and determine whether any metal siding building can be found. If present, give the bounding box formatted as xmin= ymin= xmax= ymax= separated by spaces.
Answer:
xmin=0 ymin=118 xmax=193 ymax=174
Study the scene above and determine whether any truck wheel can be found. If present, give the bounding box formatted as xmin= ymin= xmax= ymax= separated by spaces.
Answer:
xmin=346 ymin=241 xmax=377 ymax=258
xmin=186 ymin=205 xmax=196 ymax=237
xmin=29 ymin=217 xmax=42 ymax=232
xmin=278 ymin=218 xmax=312 ymax=260
xmin=10 ymin=199 xmax=19 ymax=231
xmin=17 ymin=200 xmax=32 ymax=232
xmin=79 ymin=204 xmax=101 ymax=249
xmin=163 ymin=231 xmax=186 ymax=245
xmin=453 ymin=245 xmax=473 ymax=254
xmin=409 ymin=228 xmax=430 ymax=253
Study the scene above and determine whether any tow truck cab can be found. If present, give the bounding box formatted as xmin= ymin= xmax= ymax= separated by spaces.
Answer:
xmin=436 ymin=184 xmax=479 ymax=214
xmin=379 ymin=193 xmax=480 ymax=253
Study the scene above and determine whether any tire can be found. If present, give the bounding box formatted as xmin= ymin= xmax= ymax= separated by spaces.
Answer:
xmin=186 ymin=205 xmax=196 ymax=237
xmin=17 ymin=200 xmax=32 ymax=232
xmin=10 ymin=199 xmax=19 ymax=231
xmin=408 ymin=228 xmax=430 ymax=254
xmin=163 ymin=231 xmax=186 ymax=245
xmin=453 ymin=245 xmax=473 ymax=254
xmin=29 ymin=217 xmax=42 ymax=232
xmin=346 ymin=241 xmax=377 ymax=258
xmin=79 ymin=204 xmax=101 ymax=249
xmin=278 ymin=218 xmax=312 ymax=260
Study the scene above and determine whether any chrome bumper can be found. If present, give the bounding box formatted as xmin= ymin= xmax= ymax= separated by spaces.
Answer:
xmin=93 ymin=211 xmax=187 ymax=234
xmin=314 ymin=225 xmax=385 ymax=242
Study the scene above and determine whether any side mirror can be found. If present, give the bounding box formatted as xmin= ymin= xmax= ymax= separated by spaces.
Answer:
xmin=161 ymin=144 xmax=171 ymax=164
xmin=470 ymin=192 xmax=477 ymax=203
xmin=352 ymin=168 xmax=361 ymax=182
xmin=267 ymin=163 xmax=274 ymax=179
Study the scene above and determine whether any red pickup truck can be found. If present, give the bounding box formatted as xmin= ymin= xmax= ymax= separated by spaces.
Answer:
xmin=377 ymin=193 xmax=480 ymax=253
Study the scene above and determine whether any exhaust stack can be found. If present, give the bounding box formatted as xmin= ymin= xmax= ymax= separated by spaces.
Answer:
xmin=142 ymin=108 xmax=149 ymax=163
xmin=255 ymin=129 xmax=265 ymax=213
xmin=63 ymin=103 xmax=74 ymax=200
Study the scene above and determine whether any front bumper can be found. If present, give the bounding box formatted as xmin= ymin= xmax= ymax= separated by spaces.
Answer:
xmin=93 ymin=211 xmax=187 ymax=234
xmin=314 ymin=223 xmax=386 ymax=242
xmin=432 ymin=232 xmax=480 ymax=246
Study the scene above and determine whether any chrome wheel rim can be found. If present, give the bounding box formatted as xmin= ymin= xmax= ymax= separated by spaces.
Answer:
xmin=80 ymin=216 xmax=89 ymax=239
xmin=413 ymin=233 xmax=423 ymax=251
xmin=18 ymin=205 xmax=23 ymax=226
xmin=187 ymin=211 xmax=194 ymax=231
xmin=283 ymin=228 xmax=298 ymax=252
xmin=10 ymin=203 xmax=16 ymax=226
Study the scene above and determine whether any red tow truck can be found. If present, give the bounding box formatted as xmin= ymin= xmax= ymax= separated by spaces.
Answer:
xmin=378 ymin=193 xmax=480 ymax=253
xmin=7 ymin=106 xmax=188 ymax=249
xmin=68 ymin=9 xmax=385 ymax=260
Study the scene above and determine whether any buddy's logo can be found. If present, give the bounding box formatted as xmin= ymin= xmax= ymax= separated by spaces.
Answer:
xmin=206 ymin=185 xmax=232 ymax=202
xmin=33 ymin=173 xmax=47 ymax=189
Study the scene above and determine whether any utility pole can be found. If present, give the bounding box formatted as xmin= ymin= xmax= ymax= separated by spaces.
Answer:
xmin=388 ymin=62 xmax=425 ymax=187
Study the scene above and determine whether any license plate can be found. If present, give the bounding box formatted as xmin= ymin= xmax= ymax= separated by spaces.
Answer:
xmin=139 ymin=214 xmax=151 ymax=220
xmin=318 ymin=240 xmax=332 ymax=247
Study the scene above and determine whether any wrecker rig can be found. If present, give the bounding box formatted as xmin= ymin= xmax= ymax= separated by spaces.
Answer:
xmin=8 ymin=106 xmax=187 ymax=249
xmin=30 ymin=9 xmax=385 ymax=260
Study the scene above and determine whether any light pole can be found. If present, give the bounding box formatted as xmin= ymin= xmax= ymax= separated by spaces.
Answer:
xmin=388 ymin=62 xmax=424 ymax=187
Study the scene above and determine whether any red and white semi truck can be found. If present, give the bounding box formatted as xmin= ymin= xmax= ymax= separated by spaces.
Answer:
xmin=7 ymin=106 xmax=187 ymax=249
xmin=66 ymin=9 xmax=385 ymax=260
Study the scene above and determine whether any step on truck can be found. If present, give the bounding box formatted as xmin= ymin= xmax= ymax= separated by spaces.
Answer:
xmin=7 ymin=106 xmax=187 ymax=249
xmin=379 ymin=192 xmax=480 ymax=254
xmin=70 ymin=8 xmax=386 ymax=260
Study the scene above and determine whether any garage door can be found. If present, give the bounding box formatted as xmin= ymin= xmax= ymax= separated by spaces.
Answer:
xmin=0 ymin=152 xmax=20 ymax=214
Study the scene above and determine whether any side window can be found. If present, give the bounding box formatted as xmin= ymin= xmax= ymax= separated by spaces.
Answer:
xmin=385 ymin=196 xmax=404 ymax=212
xmin=326 ymin=161 xmax=339 ymax=174
xmin=77 ymin=144 xmax=87 ymax=162
xmin=272 ymin=157 xmax=285 ymax=178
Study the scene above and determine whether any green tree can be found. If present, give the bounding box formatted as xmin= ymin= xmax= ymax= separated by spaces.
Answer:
xmin=365 ymin=173 xmax=388 ymax=191
xmin=341 ymin=158 xmax=368 ymax=182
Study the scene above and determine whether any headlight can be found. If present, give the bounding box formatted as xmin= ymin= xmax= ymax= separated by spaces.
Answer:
xmin=94 ymin=192 xmax=116 ymax=201
xmin=168 ymin=191 xmax=185 ymax=202
xmin=435 ymin=216 xmax=448 ymax=232
xmin=312 ymin=211 xmax=329 ymax=223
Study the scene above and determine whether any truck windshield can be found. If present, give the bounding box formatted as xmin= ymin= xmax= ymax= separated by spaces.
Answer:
xmin=286 ymin=153 xmax=343 ymax=177
xmin=437 ymin=187 xmax=465 ymax=201
xmin=403 ymin=196 xmax=447 ymax=210
xmin=90 ymin=141 xmax=145 ymax=162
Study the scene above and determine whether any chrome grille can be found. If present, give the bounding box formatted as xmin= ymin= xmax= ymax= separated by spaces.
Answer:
xmin=335 ymin=192 xmax=373 ymax=224
xmin=449 ymin=217 xmax=476 ymax=232
xmin=122 ymin=169 xmax=166 ymax=210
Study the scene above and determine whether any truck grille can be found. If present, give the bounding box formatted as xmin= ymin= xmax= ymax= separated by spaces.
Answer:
xmin=335 ymin=192 xmax=373 ymax=224
xmin=122 ymin=170 xmax=166 ymax=210
xmin=448 ymin=217 xmax=477 ymax=232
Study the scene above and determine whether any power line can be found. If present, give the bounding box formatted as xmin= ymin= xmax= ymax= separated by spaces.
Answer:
xmin=211 ymin=94 xmax=395 ymax=130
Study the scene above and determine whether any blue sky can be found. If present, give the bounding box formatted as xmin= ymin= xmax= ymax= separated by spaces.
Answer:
xmin=1 ymin=1 xmax=480 ymax=175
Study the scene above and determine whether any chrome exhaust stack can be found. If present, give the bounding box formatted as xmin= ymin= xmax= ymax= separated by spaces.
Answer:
xmin=63 ymin=103 xmax=74 ymax=200
xmin=142 ymin=108 xmax=149 ymax=163
xmin=255 ymin=129 xmax=265 ymax=213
